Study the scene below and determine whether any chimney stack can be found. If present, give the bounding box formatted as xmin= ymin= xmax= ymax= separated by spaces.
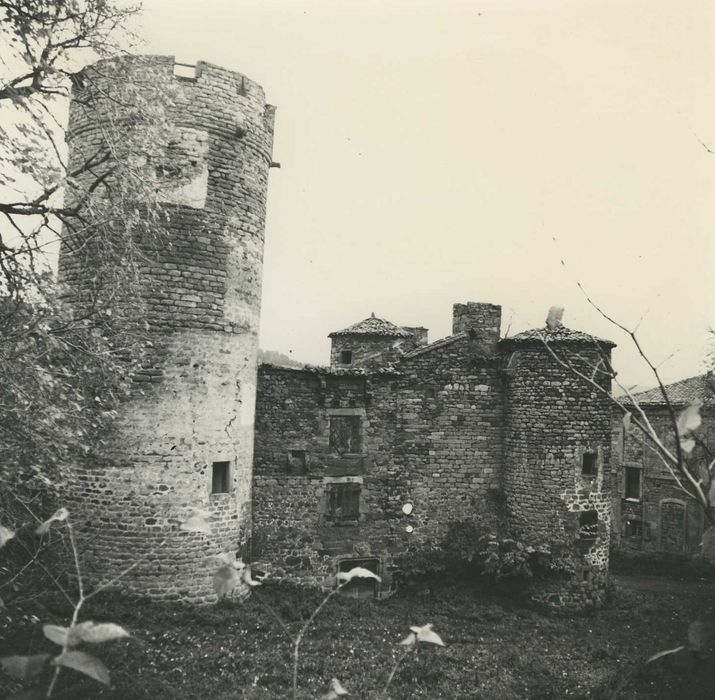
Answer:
xmin=452 ymin=302 xmax=502 ymax=355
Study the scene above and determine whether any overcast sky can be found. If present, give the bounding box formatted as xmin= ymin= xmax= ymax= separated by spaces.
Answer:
xmin=132 ymin=0 xmax=715 ymax=388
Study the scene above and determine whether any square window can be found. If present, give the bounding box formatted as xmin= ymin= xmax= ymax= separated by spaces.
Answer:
xmin=625 ymin=466 xmax=641 ymax=500
xmin=581 ymin=452 xmax=598 ymax=476
xmin=340 ymin=350 xmax=353 ymax=365
xmin=338 ymin=558 xmax=379 ymax=598
xmin=211 ymin=461 xmax=231 ymax=494
xmin=326 ymin=483 xmax=360 ymax=524
xmin=288 ymin=449 xmax=307 ymax=472
xmin=625 ymin=519 xmax=643 ymax=538
xmin=329 ymin=415 xmax=361 ymax=455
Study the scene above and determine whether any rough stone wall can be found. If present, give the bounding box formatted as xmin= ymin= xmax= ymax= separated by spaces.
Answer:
xmin=252 ymin=337 xmax=504 ymax=594
xmin=57 ymin=55 xmax=275 ymax=603
xmin=329 ymin=335 xmax=418 ymax=369
xmin=613 ymin=408 xmax=711 ymax=558
xmin=502 ymin=340 xmax=613 ymax=609
xmin=452 ymin=302 xmax=501 ymax=355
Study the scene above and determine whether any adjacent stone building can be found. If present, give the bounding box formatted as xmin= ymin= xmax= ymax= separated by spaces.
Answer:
xmin=612 ymin=373 xmax=714 ymax=560
xmin=252 ymin=303 xmax=616 ymax=608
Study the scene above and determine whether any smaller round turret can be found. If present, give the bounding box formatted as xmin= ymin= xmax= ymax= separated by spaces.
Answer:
xmin=500 ymin=317 xmax=616 ymax=609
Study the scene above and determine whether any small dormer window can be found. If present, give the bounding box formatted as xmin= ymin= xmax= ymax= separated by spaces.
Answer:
xmin=340 ymin=350 xmax=353 ymax=365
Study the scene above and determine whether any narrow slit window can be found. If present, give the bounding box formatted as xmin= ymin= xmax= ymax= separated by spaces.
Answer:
xmin=211 ymin=461 xmax=231 ymax=493
xmin=625 ymin=467 xmax=642 ymax=500
xmin=340 ymin=350 xmax=353 ymax=365
xmin=581 ymin=452 xmax=598 ymax=476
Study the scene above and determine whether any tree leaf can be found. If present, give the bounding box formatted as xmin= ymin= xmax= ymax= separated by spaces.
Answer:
xmin=323 ymin=677 xmax=349 ymax=698
xmin=409 ymin=623 xmax=446 ymax=646
xmin=676 ymin=402 xmax=702 ymax=438
xmin=0 ymin=524 xmax=15 ymax=548
xmin=241 ymin=565 xmax=262 ymax=587
xmin=213 ymin=565 xmax=241 ymax=598
xmin=646 ymin=645 xmax=685 ymax=664
xmin=0 ymin=654 xmax=50 ymax=681
xmin=680 ymin=438 xmax=696 ymax=454
xmin=399 ymin=632 xmax=417 ymax=647
xmin=43 ymin=624 xmax=69 ymax=647
xmin=35 ymin=508 xmax=69 ymax=535
xmin=336 ymin=566 xmax=382 ymax=583
xmin=52 ymin=650 xmax=110 ymax=686
xmin=68 ymin=621 xmax=130 ymax=645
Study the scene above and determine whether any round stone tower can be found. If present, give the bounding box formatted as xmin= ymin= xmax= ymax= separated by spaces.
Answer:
xmin=57 ymin=56 xmax=275 ymax=602
xmin=501 ymin=323 xmax=615 ymax=610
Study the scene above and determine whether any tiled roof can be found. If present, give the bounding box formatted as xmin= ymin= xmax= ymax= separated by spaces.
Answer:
xmin=329 ymin=314 xmax=412 ymax=338
xmin=402 ymin=332 xmax=466 ymax=359
xmin=501 ymin=325 xmax=615 ymax=347
xmin=627 ymin=373 xmax=715 ymax=406
xmin=259 ymin=362 xmax=402 ymax=377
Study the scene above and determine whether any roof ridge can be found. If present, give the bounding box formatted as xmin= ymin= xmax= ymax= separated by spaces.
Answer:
xmin=401 ymin=332 xmax=467 ymax=359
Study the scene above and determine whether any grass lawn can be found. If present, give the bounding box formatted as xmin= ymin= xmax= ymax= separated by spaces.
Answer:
xmin=1 ymin=574 xmax=713 ymax=699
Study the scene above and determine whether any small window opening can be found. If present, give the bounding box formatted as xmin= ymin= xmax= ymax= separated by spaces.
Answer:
xmin=326 ymin=482 xmax=360 ymax=524
xmin=338 ymin=558 xmax=378 ymax=598
xmin=625 ymin=466 xmax=641 ymax=500
xmin=211 ymin=461 xmax=231 ymax=494
xmin=173 ymin=62 xmax=197 ymax=80
xmin=625 ymin=519 xmax=643 ymax=538
xmin=579 ymin=510 xmax=599 ymax=542
xmin=581 ymin=452 xmax=598 ymax=477
xmin=288 ymin=449 xmax=307 ymax=472
xmin=340 ymin=350 xmax=353 ymax=365
xmin=329 ymin=415 xmax=361 ymax=455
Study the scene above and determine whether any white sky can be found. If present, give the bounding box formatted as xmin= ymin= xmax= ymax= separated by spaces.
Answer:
xmin=130 ymin=0 xmax=715 ymax=388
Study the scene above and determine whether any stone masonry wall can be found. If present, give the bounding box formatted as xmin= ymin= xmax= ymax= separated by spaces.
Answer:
xmin=329 ymin=335 xmax=419 ymax=369
xmin=57 ymin=55 xmax=275 ymax=603
xmin=502 ymin=340 xmax=613 ymax=609
xmin=252 ymin=334 xmax=504 ymax=594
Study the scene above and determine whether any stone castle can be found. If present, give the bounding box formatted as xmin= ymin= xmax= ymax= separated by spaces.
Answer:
xmin=59 ymin=56 xmax=616 ymax=609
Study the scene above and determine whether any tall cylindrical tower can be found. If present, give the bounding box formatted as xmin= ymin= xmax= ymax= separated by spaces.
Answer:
xmin=501 ymin=325 xmax=615 ymax=610
xmin=57 ymin=55 xmax=275 ymax=602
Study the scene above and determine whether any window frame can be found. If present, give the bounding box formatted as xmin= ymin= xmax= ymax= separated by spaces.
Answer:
xmin=211 ymin=460 xmax=232 ymax=494
xmin=624 ymin=466 xmax=642 ymax=501
xmin=581 ymin=451 xmax=598 ymax=477
xmin=328 ymin=414 xmax=362 ymax=456
xmin=325 ymin=481 xmax=361 ymax=525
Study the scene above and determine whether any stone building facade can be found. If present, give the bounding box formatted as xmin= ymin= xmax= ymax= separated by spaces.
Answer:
xmin=57 ymin=56 xmax=620 ymax=609
xmin=252 ymin=303 xmax=616 ymax=608
xmin=612 ymin=373 xmax=715 ymax=560
xmin=58 ymin=55 xmax=275 ymax=603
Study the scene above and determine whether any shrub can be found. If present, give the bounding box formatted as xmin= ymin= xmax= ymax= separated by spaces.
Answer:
xmin=395 ymin=521 xmax=577 ymax=595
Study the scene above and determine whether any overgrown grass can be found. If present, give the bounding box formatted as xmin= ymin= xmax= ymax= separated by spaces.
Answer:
xmin=1 ymin=575 xmax=713 ymax=699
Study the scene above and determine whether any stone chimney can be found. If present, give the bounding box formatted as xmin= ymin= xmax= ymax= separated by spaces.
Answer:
xmin=452 ymin=302 xmax=502 ymax=355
